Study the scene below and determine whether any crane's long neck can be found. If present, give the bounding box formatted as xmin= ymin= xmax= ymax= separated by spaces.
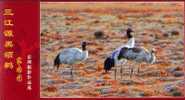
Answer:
xmin=127 ymin=31 xmax=133 ymax=39
xmin=148 ymin=52 xmax=156 ymax=64
xmin=81 ymin=50 xmax=88 ymax=60
xmin=81 ymin=44 xmax=88 ymax=60
xmin=82 ymin=43 xmax=86 ymax=51
xmin=126 ymin=37 xmax=135 ymax=48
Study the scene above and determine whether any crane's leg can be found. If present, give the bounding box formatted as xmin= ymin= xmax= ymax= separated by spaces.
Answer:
xmin=114 ymin=67 xmax=117 ymax=80
xmin=121 ymin=64 xmax=123 ymax=80
xmin=71 ymin=65 xmax=73 ymax=80
xmin=121 ymin=60 xmax=127 ymax=80
xmin=137 ymin=64 xmax=140 ymax=75
xmin=130 ymin=67 xmax=133 ymax=78
xmin=130 ymin=62 xmax=134 ymax=78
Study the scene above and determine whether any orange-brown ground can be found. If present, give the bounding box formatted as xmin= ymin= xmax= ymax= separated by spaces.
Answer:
xmin=40 ymin=2 xmax=184 ymax=97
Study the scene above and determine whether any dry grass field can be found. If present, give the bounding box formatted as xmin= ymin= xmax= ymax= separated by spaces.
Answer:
xmin=40 ymin=2 xmax=184 ymax=97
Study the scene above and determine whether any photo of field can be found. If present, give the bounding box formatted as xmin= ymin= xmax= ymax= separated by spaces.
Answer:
xmin=40 ymin=2 xmax=184 ymax=97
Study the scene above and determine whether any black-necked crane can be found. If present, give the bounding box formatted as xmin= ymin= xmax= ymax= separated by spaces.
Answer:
xmin=118 ymin=47 xmax=156 ymax=78
xmin=104 ymin=28 xmax=135 ymax=79
xmin=54 ymin=41 xmax=88 ymax=79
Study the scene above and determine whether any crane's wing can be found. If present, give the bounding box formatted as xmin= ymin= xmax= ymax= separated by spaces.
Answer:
xmin=123 ymin=47 xmax=142 ymax=60
xmin=111 ymin=37 xmax=135 ymax=59
xmin=59 ymin=48 xmax=82 ymax=64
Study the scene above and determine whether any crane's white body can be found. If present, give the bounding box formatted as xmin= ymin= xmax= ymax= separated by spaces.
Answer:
xmin=118 ymin=46 xmax=156 ymax=78
xmin=122 ymin=47 xmax=156 ymax=64
xmin=58 ymin=48 xmax=88 ymax=65
xmin=54 ymin=41 xmax=88 ymax=80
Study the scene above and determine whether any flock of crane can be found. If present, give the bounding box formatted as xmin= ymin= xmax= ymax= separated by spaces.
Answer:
xmin=54 ymin=28 xmax=156 ymax=80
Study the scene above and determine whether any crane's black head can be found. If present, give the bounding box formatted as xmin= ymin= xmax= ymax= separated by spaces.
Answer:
xmin=126 ymin=28 xmax=134 ymax=39
xmin=104 ymin=57 xmax=115 ymax=73
xmin=81 ymin=41 xmax=87 ymax=51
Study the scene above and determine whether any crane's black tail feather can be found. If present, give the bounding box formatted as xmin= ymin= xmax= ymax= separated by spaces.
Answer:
xmin=54 ymin=54 xmax=60 ymax=70
xmin=104 ymin=57 xmax=115 ymax=73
